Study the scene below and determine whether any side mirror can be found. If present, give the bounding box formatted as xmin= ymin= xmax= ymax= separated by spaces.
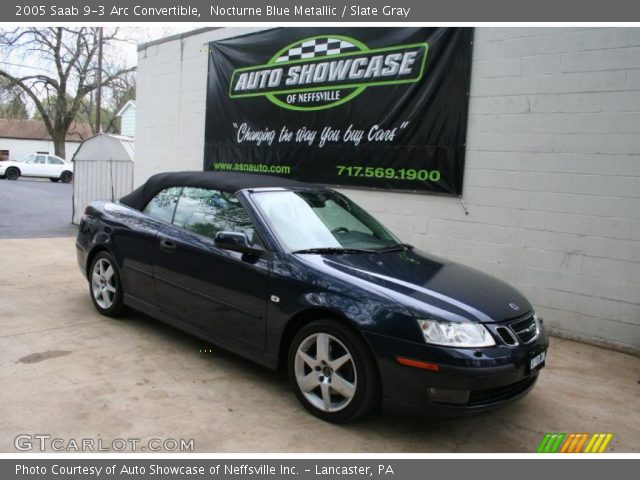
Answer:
xmin=214 ymin=231 xmax=262 ymax=256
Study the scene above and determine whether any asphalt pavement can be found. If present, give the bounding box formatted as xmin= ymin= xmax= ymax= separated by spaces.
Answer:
xmin=0 ymin=178 xmax=77 ymax=239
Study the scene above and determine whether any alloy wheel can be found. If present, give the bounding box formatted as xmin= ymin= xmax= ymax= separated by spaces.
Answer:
xmin=294 ymin=332 xmax=357 ymax=412
xmin=91 ymin=258 xmax=117 ymax=309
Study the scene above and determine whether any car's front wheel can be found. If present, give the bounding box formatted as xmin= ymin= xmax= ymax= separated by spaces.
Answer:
xmin=89 ymin=251 xmax=127 ymax=317
xmin=288 ymin=319 xmax=379 ymax=423
xmin=5 ymin=167 xmax=19 ymax=180
xmin=50 ymin=178 xmax=60 ymax=182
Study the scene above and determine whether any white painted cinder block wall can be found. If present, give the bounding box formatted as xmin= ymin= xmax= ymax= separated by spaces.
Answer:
xmin=136 ymin=27 xmax=640 ymax=354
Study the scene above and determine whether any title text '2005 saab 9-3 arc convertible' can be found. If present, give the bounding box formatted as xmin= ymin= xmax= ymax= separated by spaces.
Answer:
xmin=76 ymin=171 xmax=548 ymax=422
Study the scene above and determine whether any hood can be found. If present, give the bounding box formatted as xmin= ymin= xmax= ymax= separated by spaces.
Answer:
xmin=297 ymin=249 xmax=532 ymax=323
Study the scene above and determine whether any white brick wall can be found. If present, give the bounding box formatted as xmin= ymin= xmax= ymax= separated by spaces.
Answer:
xmin=136 ymin=28 xmax=266 ymax=183
xmin=136 ymin=28 xmax=640 ymax=354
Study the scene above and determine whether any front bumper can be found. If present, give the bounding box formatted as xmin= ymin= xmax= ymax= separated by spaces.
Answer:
xmin=365 ymin=321 xmax=549 ymax=416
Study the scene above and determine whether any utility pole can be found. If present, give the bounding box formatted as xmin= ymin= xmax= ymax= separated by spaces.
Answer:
xmin=95 ymin=27 xmax=103 ymax=133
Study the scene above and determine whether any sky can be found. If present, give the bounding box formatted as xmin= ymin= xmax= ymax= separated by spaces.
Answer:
xmin=1 ymin=26 xmax=194 ymax=72
xmin=121 ymin=26 xmax=196 ymax=64
xmin=0 ymin=26 xmax=196 ymax=115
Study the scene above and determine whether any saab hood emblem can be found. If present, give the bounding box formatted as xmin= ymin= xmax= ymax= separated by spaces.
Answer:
xmin=509 ymin=303 xmax=520 ymax=311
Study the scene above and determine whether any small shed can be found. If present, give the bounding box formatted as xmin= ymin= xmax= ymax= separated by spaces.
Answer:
xmin=72 ymin=133 xmax=135 ymax=224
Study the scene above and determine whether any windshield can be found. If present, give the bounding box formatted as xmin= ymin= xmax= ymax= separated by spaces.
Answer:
xmin=251 ymin=189 xmax=400 ymax=252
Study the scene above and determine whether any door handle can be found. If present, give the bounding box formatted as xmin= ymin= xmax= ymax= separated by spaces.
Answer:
xmin=159 ymin=238 xmax=177 ymax=253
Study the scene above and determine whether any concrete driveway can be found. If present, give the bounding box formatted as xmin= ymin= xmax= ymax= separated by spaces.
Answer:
xmin=0 ymin=236 xmax=638 ymax=453
xmin=0 ymin=178 xmax=76 ymax=239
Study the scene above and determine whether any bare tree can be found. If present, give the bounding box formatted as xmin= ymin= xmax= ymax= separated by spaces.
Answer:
xmin=104 ymin=71 xmax=136 ymax=133
xmin=0 ymin=27 xmax=135 ymax=158
xmin=0 ymin=77 xmax=28 ymax=119
xmin=78 ymin=71 xmax=135 ymax=134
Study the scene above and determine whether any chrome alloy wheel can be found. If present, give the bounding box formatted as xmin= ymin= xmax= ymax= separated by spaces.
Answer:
xmin=294 ymin=332 xmax=357 ymax=412
xmin=91 ymin=258 xmax=116 ymax=309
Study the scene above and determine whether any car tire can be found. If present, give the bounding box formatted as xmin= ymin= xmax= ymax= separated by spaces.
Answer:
xmin=5 ymin=167 xmax=19 ymax=180
xmin=288 ymin=319 xmax=379 ymax=423
xmin=89 ymin=251 xmax=128 ymax=317
xmin=60 ymin=171 xmax=73 ymax=183
xmin=50 ymin=178 xmax=60 ymax=182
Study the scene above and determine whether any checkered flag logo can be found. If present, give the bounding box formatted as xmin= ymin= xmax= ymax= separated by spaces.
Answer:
xmin=230 ymin=34 xmax=428 ymax=110
xmin=275 ymin=38 xmax=360 ymax=63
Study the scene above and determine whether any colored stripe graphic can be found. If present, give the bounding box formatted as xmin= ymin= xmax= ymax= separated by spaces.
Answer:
xmin=537 ymin=433 xmax=566 ymax=453
xmin=584 ymin=433 xmax=613 ymax=453
xmin=560 ymin=433 xmax=589 ymax=453
xmin=574 ymin=433 xmax=590 ymax=452
xmin=538 ymin=433 xmax=613 ymax=453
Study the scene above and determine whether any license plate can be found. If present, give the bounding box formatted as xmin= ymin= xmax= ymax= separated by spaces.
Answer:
xmin=529 ymin=350 xmax=546 ymax=371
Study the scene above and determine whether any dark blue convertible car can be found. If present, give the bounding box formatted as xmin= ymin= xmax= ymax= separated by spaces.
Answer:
xmin=76 ymin=171 xmax=548 ymax=422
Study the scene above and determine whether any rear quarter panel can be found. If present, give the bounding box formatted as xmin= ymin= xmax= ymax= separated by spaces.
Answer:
xmin=77 ymin=201 xmax=163 ymax=306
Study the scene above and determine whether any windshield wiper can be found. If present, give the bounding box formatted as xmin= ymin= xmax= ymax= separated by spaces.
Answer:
xmin=292 ymin=247 xmax=376 ymax=254
xmin=375 ymin=243 xmax=414 ymax=253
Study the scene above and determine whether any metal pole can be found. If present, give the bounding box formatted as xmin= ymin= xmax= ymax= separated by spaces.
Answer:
xmin=95 ymin=27 xmax=103 ymax=133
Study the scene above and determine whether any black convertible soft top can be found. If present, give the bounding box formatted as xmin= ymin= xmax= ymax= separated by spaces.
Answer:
xmin=119 ymin=171 xmax=307 ymax=211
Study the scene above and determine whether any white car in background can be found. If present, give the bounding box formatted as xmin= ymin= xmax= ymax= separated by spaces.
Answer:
xmin=0 ymin=154 xmax=73 ymax=183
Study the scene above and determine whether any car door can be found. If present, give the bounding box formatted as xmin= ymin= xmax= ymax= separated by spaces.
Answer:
xmin=119 ymin=186 xmax=182 ymax=307
xmin=46 ymin=156 xmax=65 ymax=177
xmin=152 ymin=187 xmax=270 ymax=351
xmin=21 ymin=155 xmax=47 ymax=177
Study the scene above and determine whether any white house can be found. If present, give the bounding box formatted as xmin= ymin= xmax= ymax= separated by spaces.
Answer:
xmin=0 ymin=119 xmax=92 ymax=161
xmin=116 ymin=100 xmax=136 ymax=137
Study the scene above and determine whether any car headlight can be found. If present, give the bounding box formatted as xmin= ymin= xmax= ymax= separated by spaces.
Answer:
xmin=417 ymin=319 xmax=496 ymax=347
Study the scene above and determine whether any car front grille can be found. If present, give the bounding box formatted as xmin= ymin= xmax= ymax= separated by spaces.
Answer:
xmin=496 ymin=326 xmax=518 ymax=345
xmin=510 ymin=315 xmax=538 ymax=344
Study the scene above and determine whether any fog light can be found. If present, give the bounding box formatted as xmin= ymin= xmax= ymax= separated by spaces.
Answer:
xmin=428 ymin=388 xmax=470 ymax=404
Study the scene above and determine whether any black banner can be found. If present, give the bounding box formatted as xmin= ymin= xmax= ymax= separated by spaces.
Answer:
xmin=204 ymin=27 xmax=473 ymax=195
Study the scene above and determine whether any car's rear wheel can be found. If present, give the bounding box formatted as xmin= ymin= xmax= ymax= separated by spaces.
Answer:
xmin=50 ymin=178 xmax=60 ymax=182
xmin=60 ymin=171 xmax=73 ymax=183
xmin=5 ymin=167 xmax=19 ymax=180
xmin=288 ymin=319 xmax=379 ymax=423
xmin=89 ymin=252 xmax=127 ymax=317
